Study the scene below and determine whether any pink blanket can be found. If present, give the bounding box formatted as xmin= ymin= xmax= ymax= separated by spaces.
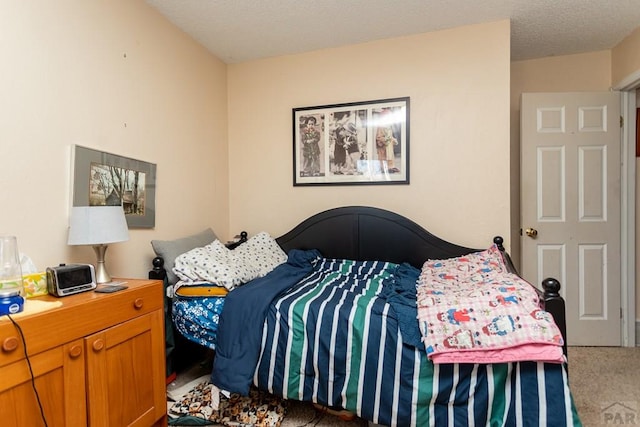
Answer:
xmin=416 ymin=245 xmax=564 ymax=364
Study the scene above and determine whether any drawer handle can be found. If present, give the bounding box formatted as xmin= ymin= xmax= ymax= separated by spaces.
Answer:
xmin=92 ymin=339 xmax=104 ymax=352
xmin=133 ymin=298 xmax=144 ymax=309
xmin=69 ymin=344 xmax=82 ymax=359
xmin=2 ymin=336 xmax=19 ymax=353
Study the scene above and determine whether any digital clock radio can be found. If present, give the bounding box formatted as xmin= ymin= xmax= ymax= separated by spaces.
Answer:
xmin=46 ymin=263 xmax=97 ymax=297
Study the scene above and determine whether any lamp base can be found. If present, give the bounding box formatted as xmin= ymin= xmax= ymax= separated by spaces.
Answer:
xmin=92 ymin=244 xmax=112 ymax=284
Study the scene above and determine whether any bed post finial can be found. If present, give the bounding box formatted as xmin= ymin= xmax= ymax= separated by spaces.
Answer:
xmin=542 ymin=277 xmax=561 ymax=297
xmin=226 ymin=231 xmax=249 ymax=250
xmin=149 ymin=256 xmax=166 ymax=280
xmin=493 ymin=236 xmax=504 ymax=251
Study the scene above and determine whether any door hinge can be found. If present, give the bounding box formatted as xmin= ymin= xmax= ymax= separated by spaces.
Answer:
xmin=620 ymin=116 xmax=624 ymax=127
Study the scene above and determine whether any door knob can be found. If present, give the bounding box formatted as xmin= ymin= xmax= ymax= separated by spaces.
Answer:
xmin=525 ymin=228 xmax=538 ymax=238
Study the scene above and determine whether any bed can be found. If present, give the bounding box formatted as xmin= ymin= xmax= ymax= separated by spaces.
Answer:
xmin=150 ymin=206 xmax=579 ymax=427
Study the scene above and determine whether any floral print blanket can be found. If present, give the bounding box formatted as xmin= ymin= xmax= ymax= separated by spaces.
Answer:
xmin=416 ymin=244 xmax=565 ymax=364
xmin=169 ymin=379 xmax=286 ymax=426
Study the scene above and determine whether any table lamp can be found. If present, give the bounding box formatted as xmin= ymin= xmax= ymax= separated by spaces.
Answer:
xmin=68 ymin=206 xmax=129 ymax=284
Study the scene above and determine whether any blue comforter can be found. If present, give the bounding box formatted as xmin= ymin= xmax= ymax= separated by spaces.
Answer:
xmin=211 ymin=249 xmax=321 ymax=395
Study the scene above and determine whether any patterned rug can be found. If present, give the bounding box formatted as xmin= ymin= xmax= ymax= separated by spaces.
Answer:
xmin=168 ymin=379 xmax=287 ymax=426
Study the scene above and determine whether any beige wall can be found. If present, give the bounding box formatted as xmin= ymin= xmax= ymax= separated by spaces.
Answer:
xmin=227 ymin=21 xmax=512 ymax=251
xmin=0 ymin=0 xmax=229 ymax=279
xmin=511 ymin=51 xmax=612 ymax=94
xmin=612 ymin=27 xmax=640 ymax=86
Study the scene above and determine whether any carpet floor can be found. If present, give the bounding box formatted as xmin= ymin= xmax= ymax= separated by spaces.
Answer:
xmin=567 ymin=346 xmax=640 ymax=426
xmin=168 ymin=346 xmax=640 ymax=426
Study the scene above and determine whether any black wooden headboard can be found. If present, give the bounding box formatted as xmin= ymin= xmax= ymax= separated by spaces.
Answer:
xmin=276 ymin=206 xmax=480 ymax=269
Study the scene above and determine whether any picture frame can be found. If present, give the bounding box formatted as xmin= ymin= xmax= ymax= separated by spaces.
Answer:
xmin=293 ymin=97 xmax=409 ymax=186
xmin=71 ymin=145 xmax=157 ymax=228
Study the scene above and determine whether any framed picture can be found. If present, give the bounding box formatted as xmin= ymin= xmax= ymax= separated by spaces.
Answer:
xmin=293 ymin=97 xmax=409 ymax=186
xmin=71 ymin=145 xmax=157 ymax=228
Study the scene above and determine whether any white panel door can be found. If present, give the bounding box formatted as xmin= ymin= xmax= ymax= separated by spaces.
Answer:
xmin=521 ymin=92 xmax=621 ymax=346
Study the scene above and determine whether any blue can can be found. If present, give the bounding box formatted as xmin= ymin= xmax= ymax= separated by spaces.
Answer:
xmin=0 ymin=288 xmax=24 ymax=316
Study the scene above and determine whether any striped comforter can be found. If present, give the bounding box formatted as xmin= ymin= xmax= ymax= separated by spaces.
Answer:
xmin=250 ymin=257 xmax=581 ymax=427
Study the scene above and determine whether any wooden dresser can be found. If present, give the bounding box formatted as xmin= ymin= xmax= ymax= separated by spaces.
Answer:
xmin=0 ymin=279 xmax=166 ymax=427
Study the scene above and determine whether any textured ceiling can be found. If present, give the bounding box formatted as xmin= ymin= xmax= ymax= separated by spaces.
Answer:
xmin=146 ymin=0 xmax=640 ymax=64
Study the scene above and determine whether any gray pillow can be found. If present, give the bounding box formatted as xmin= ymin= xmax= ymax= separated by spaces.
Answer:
xmin=151 ymin=228 xmax=217 ymax=286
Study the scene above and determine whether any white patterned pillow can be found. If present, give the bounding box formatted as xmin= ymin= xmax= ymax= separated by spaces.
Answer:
xmin=235 ymin=232 xmax=288 ymax=277
xmin=173 ymin=240 xmax=260 ymax=290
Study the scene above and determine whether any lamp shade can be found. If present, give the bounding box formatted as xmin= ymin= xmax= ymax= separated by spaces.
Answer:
xmin=68 ymin=206 xmax=129 ymax=245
